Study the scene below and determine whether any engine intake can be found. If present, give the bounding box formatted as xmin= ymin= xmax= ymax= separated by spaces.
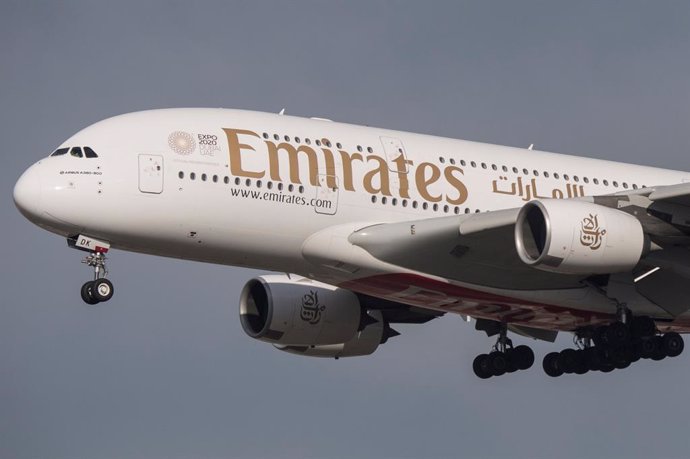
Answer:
xmin=239 ymin=275 xmax=363 ymax=346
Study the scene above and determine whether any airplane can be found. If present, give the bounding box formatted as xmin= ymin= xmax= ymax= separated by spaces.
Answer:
xmin=13 ymin=108 xmax=690 ymax=379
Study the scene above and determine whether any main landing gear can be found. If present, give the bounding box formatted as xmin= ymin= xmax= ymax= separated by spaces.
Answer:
xmin=473 ymin=326 xmax=535 ymax=379
xmin=543 ymin=314 xmax=684 ymax=377
xmin=68 ymin=234 xmax=115 ymax=305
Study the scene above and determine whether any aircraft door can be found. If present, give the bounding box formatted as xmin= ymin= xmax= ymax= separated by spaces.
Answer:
xmin=380 ymin=137 xmax=409 ymax=173
xmin=380 ymin=137 xmax=409 ymax=195
xmin=138 ymin=154 xmax=164 ymax=194
xmin=314 ymin=174 xmax=338 ymax=215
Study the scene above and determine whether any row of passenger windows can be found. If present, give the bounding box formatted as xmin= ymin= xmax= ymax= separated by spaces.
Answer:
xmin=179 ymin=169 xmax=483 ymax=214
xmin=261 ymin=132 xmax=375 ymax=153
xmin=257 ymin=132 xmax=643 ymax=190
xmin=437 ymin=156 xmax=644 ymax=189
xmin=50 ymin=146 xmax=99 ymax=158
xmin=371 ymin=194 xmax=481 ymax=214
xmin=178 ymin=171 xmax=306 ymax=193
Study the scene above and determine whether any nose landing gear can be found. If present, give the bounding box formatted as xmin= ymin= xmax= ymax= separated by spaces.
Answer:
xmin=68 ymin=234 xmax=114 ymax=305
xmin=80 ymin=252 xmax=114 ymax=304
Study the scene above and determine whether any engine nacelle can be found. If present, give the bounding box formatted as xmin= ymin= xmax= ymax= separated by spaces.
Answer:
xmin=275 ymin=310 xmax=385 ymax=358
xmin=239 ymin=275 xmax=362 ymax=346
xmin=515 ymin=199 xmax=645 ymax=275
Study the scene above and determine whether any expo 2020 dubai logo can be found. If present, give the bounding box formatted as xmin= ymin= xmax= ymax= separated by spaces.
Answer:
xmin=168 ymin=131 xmax=196 ymax=155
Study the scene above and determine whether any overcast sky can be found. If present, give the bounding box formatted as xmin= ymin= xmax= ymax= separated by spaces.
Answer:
xmin=2 ymin=2 xmax=690 ymax=458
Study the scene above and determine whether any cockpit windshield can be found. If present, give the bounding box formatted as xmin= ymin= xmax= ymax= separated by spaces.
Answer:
xmin=50 ymin=148 xmax=69 ymax=157
xmin=50 ymin=146 xmax=99 ymax=158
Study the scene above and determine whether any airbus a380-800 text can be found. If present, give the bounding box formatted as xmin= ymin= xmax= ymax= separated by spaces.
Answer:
xmin=14 ymin=108 xmax=690 ymax=378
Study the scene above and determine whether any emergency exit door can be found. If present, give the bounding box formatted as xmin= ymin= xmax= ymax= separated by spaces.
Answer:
xmin=138 ymin=154 xmax=164 ymax=194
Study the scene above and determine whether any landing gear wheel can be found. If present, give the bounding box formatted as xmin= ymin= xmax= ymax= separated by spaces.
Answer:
xmin=504 ymin=349 xmax=518 ymax=373
xmin=631 ymin=316 xmax=656 ymax=338
xmin=92 ymin=279 xmax=114 ymax=302
xmin=513 ymin=345 xmax=535 ymax=370
xmin=637 ymin=337 xmax=657 ymax=359
xmin=651 ymin=336 xmax=667 ymax=361
xmin=80 ymin=281 xmax=99 ymax=305
xmin=543 ymin=352 xmax=563 ymax=377
xmin=605 ymin=322 xmax=630 ymax=346
xmin=583 ymin=347 xmax=602 ymax=372
xmin=662 ymin=332 xmax=684 ymax=357
xmin=473 ymin=354 xmax=493 ymax=379
xmin=573 ymin=350 xmax=589 ymax=375
xmin=559 ymin=349 xmax=578 ymax=374
xmin=488 ymin=352 xmax=508 ymax=377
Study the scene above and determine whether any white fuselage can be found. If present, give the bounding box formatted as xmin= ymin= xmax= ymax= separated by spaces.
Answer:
xmin=14 ymin=108 xmax=690 ymax=331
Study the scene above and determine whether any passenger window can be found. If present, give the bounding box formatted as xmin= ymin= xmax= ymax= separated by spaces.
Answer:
xmin=84 ymin=147 xmax=98 ymax=158
xmin=70 ymin=147 xmax=83 ymax=158
xmin=51 ymin=148 xmax=69 ymax=157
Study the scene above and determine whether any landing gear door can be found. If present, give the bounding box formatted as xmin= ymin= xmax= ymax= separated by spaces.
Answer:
xmin=139 ymin=154 xmax=164 ymax=194
xmin=314 ymin=174 xmax=338 ymax=215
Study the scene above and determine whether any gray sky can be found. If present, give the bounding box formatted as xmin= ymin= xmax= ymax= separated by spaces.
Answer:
xmin=2 ymin=1 xmax=690 ymax=458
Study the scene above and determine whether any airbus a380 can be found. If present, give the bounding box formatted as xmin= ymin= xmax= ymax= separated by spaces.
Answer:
xmin=14 ymin=108 xmax=690 ymax=378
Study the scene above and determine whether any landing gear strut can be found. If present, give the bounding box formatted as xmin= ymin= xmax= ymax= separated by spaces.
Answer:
xmin=69 ymin=234 xmax=114 ymax=305
xmin=473 ymin=325 xmax=534 ymax=379
xmin=542 ymin=312 xmax=684 ymax=377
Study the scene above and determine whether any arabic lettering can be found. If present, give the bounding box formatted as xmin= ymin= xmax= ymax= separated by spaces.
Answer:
xmin=491 ymin=176 xmax=585 ymax=201
xmin=579 ymin=213 xmax=607 ymax=250
xmin=299 ymin=290 xmax=326 ymax=325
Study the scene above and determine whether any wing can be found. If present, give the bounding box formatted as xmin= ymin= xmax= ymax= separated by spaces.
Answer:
xmin=347 ymin=209 xmax=585 ymax=290
xmin=596 ymin=183 xmax=690 ymax=318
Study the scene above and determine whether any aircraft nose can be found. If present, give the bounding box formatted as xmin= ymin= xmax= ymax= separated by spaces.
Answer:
xmin=13 ymin=162 xmax=43 ymax=221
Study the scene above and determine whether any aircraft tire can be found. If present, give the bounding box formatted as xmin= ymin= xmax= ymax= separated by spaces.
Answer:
xmin=473 ymin=354 xmax=492 ymax=379
xmin=605 ymin=322 xmax=630 ymax=346
xmin=92 ymin=279 xmax=114 ymax=302
xmin=513 ymin=345 xmax=535 ymax=371
xmin=543 ymin=352 xmax=563 ymax=377
xmin=662 ymin=332 xmax=684 ymax=358
xmin=488 ymin=351 xmax=508 ymax=377
xmin=80 ymin=281 xmax=99 ymax=305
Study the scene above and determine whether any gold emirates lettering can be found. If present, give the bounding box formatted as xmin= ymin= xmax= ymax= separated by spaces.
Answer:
xmin=222 ymin=128 xmax=468 ymax=205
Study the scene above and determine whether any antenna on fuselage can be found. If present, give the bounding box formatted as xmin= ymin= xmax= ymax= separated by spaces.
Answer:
xmin=278 ymin=108 xmax=286 ymax=115
xmin=527 ymin=143 xmax=534 ymax=150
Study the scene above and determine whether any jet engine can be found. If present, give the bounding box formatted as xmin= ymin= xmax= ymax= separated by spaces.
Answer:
xmin=239 ymin=274 xmax=371 ymax=347
xmin=275 ymin=310 xmax=386 ymax=358
xmin=514 ymin=199 xmax=646 ymax=275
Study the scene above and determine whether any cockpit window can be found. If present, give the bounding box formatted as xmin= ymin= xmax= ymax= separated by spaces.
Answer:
xmin=50 ymin=148 xmax=69 ymax=157
xmin=70 ymin=147 xmax=83 ymax=158
xmin=84 ymin=146 xmax=98 ymax=158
